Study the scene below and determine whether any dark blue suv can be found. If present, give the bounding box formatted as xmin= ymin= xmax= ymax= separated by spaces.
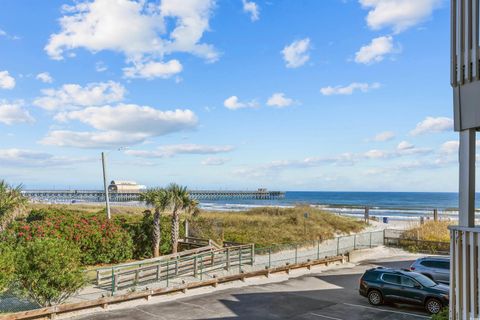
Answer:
xmin=359 ymin=267 xmax=449 ymax=314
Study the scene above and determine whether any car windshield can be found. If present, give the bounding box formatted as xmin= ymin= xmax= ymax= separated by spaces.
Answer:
xmin=410 ymin=272 xmax=437 ymax=287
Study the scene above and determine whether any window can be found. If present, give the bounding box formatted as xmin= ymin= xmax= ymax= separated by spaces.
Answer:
xmin=420 ymin=260 xmax=450 ymax=270
xmin=382 ymin=274 xmax=401 ymax=285
xmin=400 ymin=276 xmax=417 ymax=287
xmin=363 ymin=272 xmax=378 ymax=281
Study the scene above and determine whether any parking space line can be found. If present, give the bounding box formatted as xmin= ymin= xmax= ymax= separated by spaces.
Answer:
xmin=342 ymin=303 xmax=430 ymax=319
xmin=310 ymin=313 xmax=343 ymax=320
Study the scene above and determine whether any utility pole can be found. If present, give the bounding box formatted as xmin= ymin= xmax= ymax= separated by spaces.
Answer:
xmin=101 ymin=152 xmax=111 ymax=220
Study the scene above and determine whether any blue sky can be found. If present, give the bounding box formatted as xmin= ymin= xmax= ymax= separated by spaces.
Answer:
xmin=0 ymin=0 xmax=462 ymax=191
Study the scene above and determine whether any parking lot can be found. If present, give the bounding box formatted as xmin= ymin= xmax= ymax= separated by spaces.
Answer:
xmin=73 ymin=256 xmax=431 ymax=320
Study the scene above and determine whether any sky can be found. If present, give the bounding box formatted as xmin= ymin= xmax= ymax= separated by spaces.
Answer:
xmin=0 ymin=0 xmax=464 ymax=192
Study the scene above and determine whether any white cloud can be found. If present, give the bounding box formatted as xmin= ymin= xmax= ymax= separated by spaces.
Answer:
xmin=320 ymin=82 xmax=381 ymax=95
xmin=359 ymin=0 xmax=442 ymax=33
xmin=40 ymin=130 xmax=148 ymax=149
xmin=0 ymin=29 xmax=6 ymax=37
xmin=281 ymin=38 xmax=311 ymax=68
xmin=355 ymin=36 xmax=394 ymax=64
xmin=266 ymin=93 xmax=294 ymax=108
xmin=123 ymin=59 xmax=182 ymax=79
xmin=126 ymin=144 xmax=234 ymax=158
xmin=364 ymin=149 xmax=388 ymax=159
xmin=410 ymin=117 xmax=454 ymax=136
xmin=45 ymin=0 xmax=217 ymax=77
xmin=36 ymin=72 xmax=54 ymax=83
xmin=95 ymin=61 xmax=108 ymax=72
xmin=55 ymin=104 xmax=197 ymax=136
xmin=224 ymin=96 xmax=258 ymax=110
xmin=242 ymin=0 xmax=260 ymax=21
xmin=0 ymin=149 xmax=91 ymax=167
xmin=397 ymin=141 xmax=414 ymax=151
xmin=371 ymin=131 xmax=395 ymax=142
xmin=0 ymin=71 xmax=15 ymax=90
xmin=33 ymin=81 xmax=126 ymax=111
xmin=201 ymin=157 xmax=230 ymax=166
xmin=0 ymin=101 xmax=35 ymax=125
xmin=440 ymin=140 xmax=459 ymax=154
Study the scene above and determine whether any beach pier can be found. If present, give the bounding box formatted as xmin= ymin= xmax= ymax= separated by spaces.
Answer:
xmin=22 ymin=188 xmax=285 ymax=203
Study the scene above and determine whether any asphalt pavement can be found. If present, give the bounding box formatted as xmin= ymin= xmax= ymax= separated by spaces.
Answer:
xmin=72 ymin=257 xmax=432 ymax=320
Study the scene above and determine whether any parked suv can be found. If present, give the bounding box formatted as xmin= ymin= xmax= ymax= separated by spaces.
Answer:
xmin=410 ymin=257 xmax=450 ymax=284
xmin=359 ymin=267 xmax=449 ymax=314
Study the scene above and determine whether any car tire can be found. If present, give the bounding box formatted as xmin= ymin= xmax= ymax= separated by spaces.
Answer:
xmin=368 ymin=290 xmax=383 ymax=306
xmin=425 ymin=298 xmax=442 ymax=314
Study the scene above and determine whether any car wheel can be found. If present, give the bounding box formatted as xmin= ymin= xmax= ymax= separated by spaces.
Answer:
xmin=368 ymin=290 xmax=383 ymax=306
xmin=425 ymin=298 xmax=442 ymax=314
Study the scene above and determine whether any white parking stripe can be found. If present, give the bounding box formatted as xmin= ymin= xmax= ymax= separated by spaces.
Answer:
xmin=310 ymin=313 xmax=343 ymax=320
xmin=342 ymin=303 xmax=430 ymax=319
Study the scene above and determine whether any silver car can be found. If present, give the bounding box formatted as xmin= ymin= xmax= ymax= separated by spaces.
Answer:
xmin=410 ymin=257 xmax=450 ymax=284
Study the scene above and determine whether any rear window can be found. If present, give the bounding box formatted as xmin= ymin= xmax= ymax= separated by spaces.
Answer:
xmin=363 ymin=272 xmax=378 ymax=281
xmin=420 ymin=260 xmax=450 ymax=270
xmin=381 ymin=274 xmax=400 ymax=284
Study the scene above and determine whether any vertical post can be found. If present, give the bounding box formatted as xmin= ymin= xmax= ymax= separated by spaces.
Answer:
xmin=101 ymin=152 xmax=111 ymax=220
xmin=353 ymin=234 xmax=357 ymax=250
xmin=250 ymin=244 xmax=255 ymax=266
xmin=317 ymin=239 xmax=320 ymax=260
xmin=226 ymin=248 xmax=230 ymax=270
xmin=433 ymin=208 xmax=439 ymax=222
xmin=295 ymin=245 xmax=298 ymax=264
xmin=459 ymin=129 xmax=476 ymax=227
xmin=364 ymin=206 xmax=369 ymax=224
xmin=268 ymin=247 xmax=271 ymax=268
xmin=337 ymin=237 xmax=340 ymax=255
xmin=193 ymin=256 xmax=198 ymax=278
xmin=200 ymin=255 xmax=204 ymax=280
xmin=239 ymin=248 xmax=242 ymax=273
xmin=166 ymin=261 xmax=170 ymax=287
xmin=111 ymin=267 xmax=115 ymax=296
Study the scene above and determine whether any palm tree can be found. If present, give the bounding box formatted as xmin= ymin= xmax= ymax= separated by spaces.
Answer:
xmin=0 ymin=180 xmax=28 ymax=232
xmin=139 ymin=188 xmax=169 ymax=257
xmin=166 ymin=183 xmax=197 ymax=254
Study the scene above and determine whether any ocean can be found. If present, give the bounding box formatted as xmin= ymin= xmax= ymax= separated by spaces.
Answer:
xmin=198 ymin=191 xmax=473 ymax=221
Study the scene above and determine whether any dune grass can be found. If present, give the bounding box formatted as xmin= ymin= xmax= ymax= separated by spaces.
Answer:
xmin=28 ymin=204 xmax=366 ymax=248
xmin=188 ymin=206 xmax=366 ymax=248
xmin=403 ymin=220 xmax=451 ymax=242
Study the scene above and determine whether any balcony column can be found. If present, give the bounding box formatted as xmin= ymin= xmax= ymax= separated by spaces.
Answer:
xmin=459 ymin=128 xmax=476 ymax=227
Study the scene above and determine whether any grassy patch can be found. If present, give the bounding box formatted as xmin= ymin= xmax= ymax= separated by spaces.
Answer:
xmin=401 ymin=221 xmax=451 ymax=254
xmin=28 ymin=204 xmax=366 ymax=249
xmin=188 ymin=206 xmax=366 ymax=248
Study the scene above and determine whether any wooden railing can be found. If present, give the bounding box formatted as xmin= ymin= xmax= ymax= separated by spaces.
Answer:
xmin=95 ymin=244 xmax=255 ymax=293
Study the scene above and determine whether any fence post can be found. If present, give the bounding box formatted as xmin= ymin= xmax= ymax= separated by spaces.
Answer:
xmin=250 ymin=244 xmax=255 ymax=266
xmin=194 ymin=256 xmax=198 ymax=278
xmin=239 ymin=248 xmax=242 ymax=273
xmin=369 ymin=232 xmax=372 ymax=248
xmin=96 ymin=270 xmax=100 ymax=285
xmin=337 ymin=237 xmax=340 ymax=255
xmin=166 ymin=261 xmax=170 ymax=287
xmin=354 ymin=234 xmax=357 ymax=250
xmin=111 ymin=267 xmax=115 ymax=296
xmin=226 ymin=248 xmax=230 ymax=270
xmin=200 ymin=255 xmax=204 ymax=280
xmin=295 ymin=245 xmax=298 ymax=264
xmin=268 ymin=247 xmax=272 ymax=268
xmin=156 ymin=263 xmax=161 ymax=281
xmin=317 ymin=239 xmax=320 ymax=260
xmin=383 ymin=229 xmax=386 ymax=245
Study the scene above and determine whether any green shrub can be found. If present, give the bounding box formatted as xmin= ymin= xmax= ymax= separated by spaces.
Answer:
xmin=0 ymin=242 xmax=15 ymax=293
xmin=119 ymin=211 xmax=179 ymax=259
xmin=431 ymin=308 xmax=449 ymax=320
xmin=15 ymin=238 xmax=86 ymax=307
xmin=9 ymin=209 xmax=134 ymax=265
